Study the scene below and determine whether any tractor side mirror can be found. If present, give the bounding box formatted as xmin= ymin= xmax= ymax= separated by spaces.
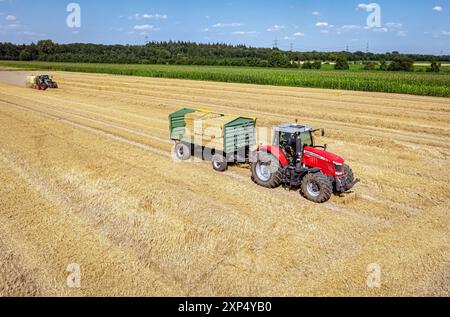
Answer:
xmin=313 ymin=128 xmax=325 ymax=137
xmin=324 ymin=144 xmax=328 ymax=151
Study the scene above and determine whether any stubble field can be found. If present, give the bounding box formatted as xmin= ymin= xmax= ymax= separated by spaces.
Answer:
xmin=0 ymin=70 xmax=449 ymax=296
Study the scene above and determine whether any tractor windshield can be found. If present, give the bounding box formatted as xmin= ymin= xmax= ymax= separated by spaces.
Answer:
xmin=300 ymin=131 xmax=314 ymax=147
xmin=273 ymin=130 xmax=314 ymax=148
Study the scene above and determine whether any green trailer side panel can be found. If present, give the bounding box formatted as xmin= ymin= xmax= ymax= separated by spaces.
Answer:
xmin=224 ymin=117 xmax=257 ymax=153
xmin=169 ymin=108 xmax=196 ymax=140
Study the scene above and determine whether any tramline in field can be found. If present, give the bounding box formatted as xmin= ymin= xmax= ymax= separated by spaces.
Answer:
xmin=169 ymin=108 xmax=359 ymax=203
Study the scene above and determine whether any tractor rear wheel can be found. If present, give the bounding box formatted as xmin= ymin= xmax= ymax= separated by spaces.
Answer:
xmin=212 ymin=154 xmax=228 ymax=172
xmin=174 ymin=142 xmax=191 ymax=161
xmin=300 ymin=172 xmax=333 ymax=203
xmin=251 ymin=152 xmax=283 ymax=189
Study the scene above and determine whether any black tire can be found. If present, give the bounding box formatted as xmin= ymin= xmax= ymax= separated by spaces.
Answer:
xmin=174 ymin=142 xmax=191 ymax=161
xmin=212 ymin=154 xmax=228 ymax=172
xmin=342 ymin=164 xmax=355 ymax=191
xmin=251 ymin=152 xmax=283 ymax=189
xmin=300 ymin=172 xmax=333 ymax=203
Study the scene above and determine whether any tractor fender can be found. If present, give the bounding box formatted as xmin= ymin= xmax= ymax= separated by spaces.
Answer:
xmin=257 ymin=146 xmax=289 ymax=167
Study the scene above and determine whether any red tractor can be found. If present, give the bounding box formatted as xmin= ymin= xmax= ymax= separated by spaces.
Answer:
xmin=251 ymin=124 xmax=359 ymax=203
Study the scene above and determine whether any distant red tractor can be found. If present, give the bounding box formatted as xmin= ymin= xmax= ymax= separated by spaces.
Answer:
xmin=251 ymin=124 xmax=359 ymax=203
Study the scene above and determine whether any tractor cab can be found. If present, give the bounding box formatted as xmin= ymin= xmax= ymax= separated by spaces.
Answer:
xmin=38 ymin=75 xmax=58 ymax=89
xmin=272 ymin=124 xmax=318 ymax=165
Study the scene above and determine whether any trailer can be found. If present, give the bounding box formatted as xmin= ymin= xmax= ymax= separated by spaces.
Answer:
xmin=169 ymin=108 xmax=257 ymax=171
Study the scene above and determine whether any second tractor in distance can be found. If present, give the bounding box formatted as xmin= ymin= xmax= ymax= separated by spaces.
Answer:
xmin=26 ymin=75 xmax=58 ymax=90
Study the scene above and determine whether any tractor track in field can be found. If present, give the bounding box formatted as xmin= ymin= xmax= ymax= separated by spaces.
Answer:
xmin=55 ymin=83 xmax=450 ymax=147
xmin=65 ymin=73 xmax=450 ymax=113
xmin=63 ymin=76 xmax=450 ymax=124
xmin=0 ymin=90 xmax=433 ymax=219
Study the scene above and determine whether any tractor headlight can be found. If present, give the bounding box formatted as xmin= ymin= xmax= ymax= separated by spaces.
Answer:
xmin=334 ymin=162 xmax=344 ymax=176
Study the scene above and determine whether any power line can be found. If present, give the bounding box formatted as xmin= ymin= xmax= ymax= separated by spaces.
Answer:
xmin=273 ymin=38 xmax=278 ymax=49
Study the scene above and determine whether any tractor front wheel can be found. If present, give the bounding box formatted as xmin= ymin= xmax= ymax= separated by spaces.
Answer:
xmin=300 ymin=173 xmax=333 ymax=203
xmin=342 ymin=164 xmax=355 ymax=191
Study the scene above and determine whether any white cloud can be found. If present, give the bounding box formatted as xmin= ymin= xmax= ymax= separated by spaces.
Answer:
xmin=132 ymin=13 xmax=167 ymax=20
xmin=212 ymin=22 xmax=243 ymax=28
xmin=320 ymin=30 xmax=329 ymax=34
xmin=442 ymin=31 xmax=450 ymax=36
xmin=267 ymin=25 xmax=286 ymax=32
xmin=133 ymin=24 xmax=160 ymax=31
xmin=357 ymin=3 xmax=372 ymax=10
xmin=201 ymin=28 xmax=210 ymax=32
xmin=315 ymin=22 xmax=329 ymax=27
xmin=232 ymin=31 xmax=258 ymax=36
xmin=312 ymin=11 xmax=320 ymax=16
xmin=0 ymin=23 xmax=21 ymax=30
xmin=432 ymin=6 xmax=443 ymax=12
xmin=385 ymin=22 xmax=403 ymax=29
xmin=293 ymin=32 xmax=305 ymax=37
xmin=5 ymin=15 xmax=16 ymax=21
xmin=373 ymin=27 xmax=388 ymax=32
xmin=284 ymin=36 xmax=295 ymax=40
xmin=341 ymin=25 xmax=361 ymax=30
xmin=144 ymin=13 xmax=167 ymax=19
xmin=397 ymin=31 xmax=407 ymax=37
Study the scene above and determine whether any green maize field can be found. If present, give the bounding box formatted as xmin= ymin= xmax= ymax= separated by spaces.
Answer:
xmin=1 ymin=60 xmax=449 ymax=98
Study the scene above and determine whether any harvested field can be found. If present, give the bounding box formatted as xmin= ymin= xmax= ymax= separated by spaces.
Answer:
xmin=0 ymin=70 xmax=449 ymax=296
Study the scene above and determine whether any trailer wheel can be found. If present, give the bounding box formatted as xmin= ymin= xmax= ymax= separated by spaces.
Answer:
xmin=251 ymin=152 xmax=282 ymax=188
xmin=212 ymin=154 xmax=228 ymax=172
xmin=174 ymin=143 xmax=191 ymax=161
xmin=300 ymin=173 xmax=333 ymax=203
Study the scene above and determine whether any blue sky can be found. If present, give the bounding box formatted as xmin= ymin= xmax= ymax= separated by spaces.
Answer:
xmin=0 ymin=0 xmax=449 ymax=54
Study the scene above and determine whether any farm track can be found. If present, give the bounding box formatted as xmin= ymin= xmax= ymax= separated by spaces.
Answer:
xmin=0 ymin=71 xmax=449 ymax=296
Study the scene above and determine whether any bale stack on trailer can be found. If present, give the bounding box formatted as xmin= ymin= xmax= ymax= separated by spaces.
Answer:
xmin=169 ymin=108 xmax=256 ymax=171
xmin=25 ymin=76 xmax=38 ymax=88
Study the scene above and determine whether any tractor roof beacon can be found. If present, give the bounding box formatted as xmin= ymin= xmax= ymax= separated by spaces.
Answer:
xmin=273 ymin=123 xmax=313 ymax=134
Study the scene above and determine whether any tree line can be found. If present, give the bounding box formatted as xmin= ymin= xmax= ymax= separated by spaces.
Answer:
xmin=1 ymin=40 xmax=449 ymax=69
